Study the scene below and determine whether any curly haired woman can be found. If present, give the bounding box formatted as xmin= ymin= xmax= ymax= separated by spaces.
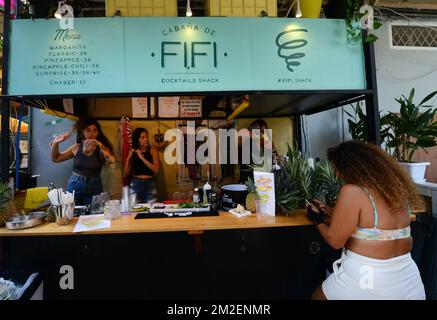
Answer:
xmin=51 ymin=118 xmax=115 ymax=206
xmin=307 ymin=141 xmax=425 ymax=300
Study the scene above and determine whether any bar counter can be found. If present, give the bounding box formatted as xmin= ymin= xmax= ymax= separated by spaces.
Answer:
xmin=0 ymin=209 xmax=311 ymax=237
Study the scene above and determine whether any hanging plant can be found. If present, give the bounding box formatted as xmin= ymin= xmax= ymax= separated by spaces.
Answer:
xmin=345 ymin=0 xmax=382 ymax=45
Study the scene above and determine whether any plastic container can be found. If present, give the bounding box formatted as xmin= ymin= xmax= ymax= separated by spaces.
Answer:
xmin=193 ymin=188 xmax=200 ymax=204
xmin=104 ymin=200 xmax=121 ymax=220
xmin=203 ymin=181 xmax=212 ymax=205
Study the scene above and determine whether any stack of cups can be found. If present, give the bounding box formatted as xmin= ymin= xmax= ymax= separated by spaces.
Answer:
xmin=121 ymin=186 xmax=129 ymax=213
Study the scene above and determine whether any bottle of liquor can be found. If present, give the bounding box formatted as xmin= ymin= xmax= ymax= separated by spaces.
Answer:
xmin=203 ymin=181 xmax=212 ymax=205
xmin=193 ymin=188 xmax=200 ymax=204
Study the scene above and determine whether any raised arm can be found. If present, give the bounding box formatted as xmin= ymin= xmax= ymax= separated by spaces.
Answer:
xmin=315 ymin=184 xmax=361 ymax=249
xmin=123 ymin=149 xmax=135 ymax=179
xmin=136 ymin=147 xmax=160 ymax=174
xmin=51 ymin=131 xmax=77 ymax=163
xmin=91 ymin=139 xmax=116 ymax=165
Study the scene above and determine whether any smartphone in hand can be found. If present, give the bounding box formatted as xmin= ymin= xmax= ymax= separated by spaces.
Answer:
xmin=305 ymin=199 xmax=321 ymax=214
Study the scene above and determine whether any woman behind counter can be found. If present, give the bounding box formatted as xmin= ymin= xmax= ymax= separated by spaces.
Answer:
xmin=50 ymin=118 xmax=115 ymax=205
xmin=123 ymin=128 xmax=159 ymax=203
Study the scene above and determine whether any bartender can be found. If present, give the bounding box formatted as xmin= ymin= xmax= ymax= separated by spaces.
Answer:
xmin=123 ymin=128 xmax=159 ymax=203
xmin=238 ymin=119 xmax=278 ymax=184
xmin=50 ymin=118 xmax=115 ymax=205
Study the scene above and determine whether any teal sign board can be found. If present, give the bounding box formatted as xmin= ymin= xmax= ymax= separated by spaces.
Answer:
xmin=251 ymin=19 xmax=366 ymax=90
xmin=9 ymin=18 xmax=125 ymax=95
xmin=124 ymin=18 xmax=254 ymax=92
xmin=8 ymin=17 xmax=366 ymax=96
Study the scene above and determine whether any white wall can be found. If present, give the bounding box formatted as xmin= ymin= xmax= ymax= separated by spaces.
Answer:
xmin=303 ymin=16 xmax=437 ymax=163
xmin=374 ymin=19 xmax=437 ymax=113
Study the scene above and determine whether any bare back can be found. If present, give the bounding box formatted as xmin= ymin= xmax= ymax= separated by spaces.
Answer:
xmin=346 ymin=187 xmax=412 ymax=259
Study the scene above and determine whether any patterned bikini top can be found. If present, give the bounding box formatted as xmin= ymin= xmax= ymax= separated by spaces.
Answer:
xmin=350 ymin=187 xmax=411 ymax=241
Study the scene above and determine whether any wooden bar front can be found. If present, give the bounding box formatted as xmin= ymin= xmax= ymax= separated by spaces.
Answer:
xmin=0 ymin=210 xmax=311 ymax=237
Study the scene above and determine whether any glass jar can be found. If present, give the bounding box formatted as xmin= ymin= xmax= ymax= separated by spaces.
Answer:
xmin=104 ymin=200 xmax=121 ymax=220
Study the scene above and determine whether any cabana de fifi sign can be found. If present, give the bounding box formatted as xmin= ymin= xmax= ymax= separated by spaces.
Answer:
xmin=8 ymin=17 xmax=366 ymax=96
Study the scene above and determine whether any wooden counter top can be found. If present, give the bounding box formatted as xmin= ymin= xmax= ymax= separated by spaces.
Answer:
xmin=0 ymin=210 xmax=312 ymax=237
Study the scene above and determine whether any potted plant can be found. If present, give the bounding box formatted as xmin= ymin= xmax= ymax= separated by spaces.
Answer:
xmin=385 ymin=88 xmax=437 ymax=182
xmin=344 ymin=101 xmax=391 ymax=144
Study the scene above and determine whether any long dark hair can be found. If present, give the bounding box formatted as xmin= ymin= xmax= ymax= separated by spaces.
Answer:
xmin=132 ymin=128 xmax=149 ymax=150
xmin=75 ymin=117 xmax=114 ymax=154
xmin=248 ymin=119 xmax=268 ymax=131
xmin=327 ymin=141 xmax=422 ymax=212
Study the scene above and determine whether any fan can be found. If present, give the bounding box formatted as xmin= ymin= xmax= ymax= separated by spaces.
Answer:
xmin=150 ymin=126 xmax=169 ymax=151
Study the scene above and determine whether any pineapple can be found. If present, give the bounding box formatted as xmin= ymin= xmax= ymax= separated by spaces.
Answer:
xmin=46 ymin=205 xmax=57 ymax=223
xmin=0 ymin=182 xmax=14 ymax=227
xmin=245 ymin=177 xmax=258 ymax=213
xmin=311 ymin=162 xmax=342 ymax=207
xmin=274 ymin=164 xmax=301 ymax=215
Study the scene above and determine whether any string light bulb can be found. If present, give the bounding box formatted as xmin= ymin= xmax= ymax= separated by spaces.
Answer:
xmin=295 ymin=0 xmax=302 ymax=18
xmin=285 ymin=0 xmax=303 ymax=18
xmin=54 ymin=1 xmax=74 ymax=19
xmin=186 ymin=0 xmax=192 ymax=17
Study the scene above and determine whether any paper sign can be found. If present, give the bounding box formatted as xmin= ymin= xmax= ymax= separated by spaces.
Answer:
xmin=180 ymin=98 xmax=202 ymax=118
xmin=253 ymin=171 xmax=275 ymax=216
xmin=73 ymin=214 xmax=111 ymax=233
xmin=158 ymin=97 xmax=179 ymax=118
xmin=132 ymin=97 xmax=148 ymax=118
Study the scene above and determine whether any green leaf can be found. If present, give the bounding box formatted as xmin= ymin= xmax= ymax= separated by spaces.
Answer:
xmin=416 ymin=136 xmax=437 ymax=148
xmin=364 ymin=34 xmax=378 ymax=43
xmin=373 ymin=21 xmax=382 ymax=30
xmin=419 ymin=91 xmax=437 ymax=106
xmin=344 ymin=109 xmax=356 ymax=119
xmin=408 ymin=88 xmax=415 ymax=106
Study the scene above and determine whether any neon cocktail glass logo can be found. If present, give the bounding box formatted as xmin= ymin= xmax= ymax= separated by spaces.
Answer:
xmin=162 ymin=121 xmax=273 ymax=165
xmin=275 ymin=28 xmax=308 ymax=72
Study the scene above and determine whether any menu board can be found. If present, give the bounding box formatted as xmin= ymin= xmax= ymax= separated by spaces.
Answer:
xmin=253 ymin=171 xmax=276 ymax=216
xmin=9 ymin=18 xmax=124 ymax=95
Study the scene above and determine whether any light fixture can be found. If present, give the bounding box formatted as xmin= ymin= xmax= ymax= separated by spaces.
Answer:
xmin=54 ymin=1 xmax=64 ymax=19
xmin=285 ymin=0 xmax=302 ymax=18
xmin=54 ymin=1 xmax=73 ymax=19
xmin=54 ymin=1 xmax=75 ymax=30
xmin=295 ymin=0 xmax=302 ymax=18
xmin=186 ymin=0 xmax=192 ymax=17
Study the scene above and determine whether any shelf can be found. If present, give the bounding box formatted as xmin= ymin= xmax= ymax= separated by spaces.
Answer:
xmin=4 ymin=90 xmax=370 ymax=120
xmin=238 ymin=91 xmax=368 ymax=117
